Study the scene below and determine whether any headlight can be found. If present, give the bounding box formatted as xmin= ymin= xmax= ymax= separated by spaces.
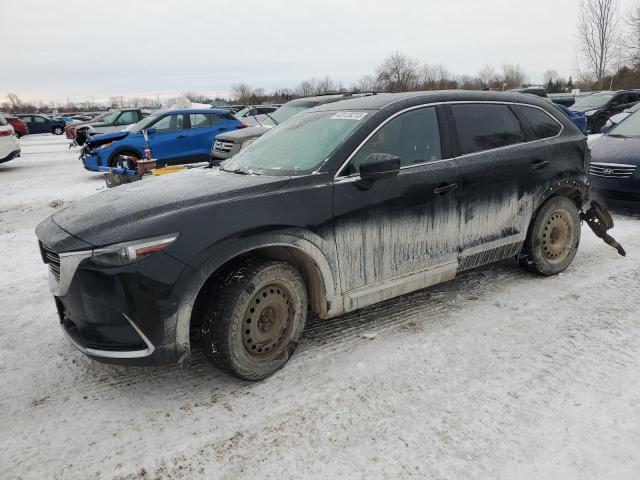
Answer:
xmin=91 ymin=234 xmax=179 ymax=266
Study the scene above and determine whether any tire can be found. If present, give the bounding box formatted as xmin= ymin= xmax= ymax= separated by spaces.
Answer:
xmin=52 ymin=126 xmax=64 ymax=135
xmin=518 ymin=196 xmax=581 ymax=275
xmin=198 ymin=257 xmax=308 ymax=381
xmin=110 ymin=151 xmax=140 ymax=168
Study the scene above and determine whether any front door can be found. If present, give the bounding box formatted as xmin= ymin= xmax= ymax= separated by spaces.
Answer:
xmin=332 ymin=106 xmax=460 ymax=311
xmin=147 ymin=113 xmax=188 ymax=165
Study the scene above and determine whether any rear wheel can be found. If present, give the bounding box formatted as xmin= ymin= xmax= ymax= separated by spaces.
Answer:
xmin=52 ymin=126 xmax=64 ymax=135
xmin=518 ymin=196 xmax=581 ymax=275
xmin=198 ymin=257 xmax=308 ymax=381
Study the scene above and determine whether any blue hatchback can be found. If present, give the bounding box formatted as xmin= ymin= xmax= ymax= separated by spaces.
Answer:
xmin=81 ymin=108 xmax=245 ymax=171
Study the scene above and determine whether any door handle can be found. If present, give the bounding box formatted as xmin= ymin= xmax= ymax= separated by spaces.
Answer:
xmin=177 ymin=134 xmax=187 ymax=139
xmin=433 ymin=182 xmax=458 ymax=195
xmin=531 ymin=159 xmax=550 ymax=170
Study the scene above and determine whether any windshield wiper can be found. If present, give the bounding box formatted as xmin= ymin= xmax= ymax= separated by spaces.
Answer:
xmin=220 ymin=165 xmax=259 ymax=175
xmin=262 ymin=112 xmax=279 ymax=126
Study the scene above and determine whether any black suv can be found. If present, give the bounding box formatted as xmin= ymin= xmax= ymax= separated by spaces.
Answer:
xmin=36 ymin=91 xmax=621 ymax=380
xmin=571 ymin=90 xmax=640 ymax=133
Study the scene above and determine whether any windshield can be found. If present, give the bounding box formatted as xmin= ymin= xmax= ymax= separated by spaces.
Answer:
xmin=221 ymin=110 xmax=370 ymax=176
xmin=234 ymin=107 xmax=251 ymax=118
xmin=262 ymin=101 xmax=317 ymax=126
xmin=609 ymin=109 xmax=640 ymax=137
xmin=573 ymin=93 xmax=614 ymax=109
xmin=100 ymin=111 xmax=121 ymax=123
xmin=127 ymin=111 xmax=163 ymax=132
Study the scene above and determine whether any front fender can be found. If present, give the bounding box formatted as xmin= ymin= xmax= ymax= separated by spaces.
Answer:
xmin=170 ymin=230 xmax=339 ymax=364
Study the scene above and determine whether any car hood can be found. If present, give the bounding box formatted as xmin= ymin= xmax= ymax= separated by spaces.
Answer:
xmin=50 ymin=168 xmax=291 ymax=247
xmin=590 ymin=135 xmax=640 ymax=165
xmin=87 ymin=130 xmax=130 ymax=146
xmin=216 ymin=125 xmax=269 ymax=142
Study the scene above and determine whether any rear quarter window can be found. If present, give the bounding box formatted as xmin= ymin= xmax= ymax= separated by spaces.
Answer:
xmin=516 ymin=106 xmax=562 ymax=139
xmin=451 ymin=104 xmax=524 ymax=155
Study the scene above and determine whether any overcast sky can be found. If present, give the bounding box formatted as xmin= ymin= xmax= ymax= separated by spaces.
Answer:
xmin=1 ymin=0 xmax=636 ymax=102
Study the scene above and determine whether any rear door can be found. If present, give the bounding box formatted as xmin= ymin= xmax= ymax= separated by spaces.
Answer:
xmin=187 ymin=113 xmax=228 ymax=162
xmin=31 ymin=115 xmax=49 ymax=134
xmin=147 ymin=114 xmax=188 ymax=165
xmin=447 ymin=102 xmax=551 ymax=269
xmin=332 ymin=105 xmax=460 ymax=309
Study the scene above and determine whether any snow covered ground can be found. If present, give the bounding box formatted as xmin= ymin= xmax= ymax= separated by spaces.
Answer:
xmin=1 ymin=135 xmax=640 ymax=480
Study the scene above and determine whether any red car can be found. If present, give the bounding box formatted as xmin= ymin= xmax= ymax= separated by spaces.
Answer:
xmin=5 ymin=116 xmax=29 ymax=137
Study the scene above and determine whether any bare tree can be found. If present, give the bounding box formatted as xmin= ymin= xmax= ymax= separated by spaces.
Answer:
xmin=577 ymin=0 xmax=621 ymax=89
xmin=231 ymin=83 xmax=255 ymax=104
xmin=6 ymin=93 xmax=21 ymax=111
xmin=477 ymin=64 xmax=497 ymax=89
xmin=418 ymin=64 xmax=456 ymax=90
xmin=543 ymin=69 xmax=560 ymax=84
xmin=501 ymin=64 xmax=528 ymax=89
xmin=353 ymin=74 xmax=382 ymax=92
xmin=182 ymin=91 xmax=212 ymax=104
xmin=375 ymin=52 xmax=419 ymax=92
xmin=624 ymin=3 xmax=640 ymax=68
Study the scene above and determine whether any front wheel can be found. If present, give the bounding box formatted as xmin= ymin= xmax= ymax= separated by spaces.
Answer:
xmin=518 ymin=196 xmax=581 ymax=275
xmin=52 ymin=126 xmax=64 ymax=135
xmin=198 ymin=257 xmax=308 ymax=381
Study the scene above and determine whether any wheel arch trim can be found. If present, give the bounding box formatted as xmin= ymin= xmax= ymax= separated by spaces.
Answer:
xmin=172 ymin=232 xmax=339 ymax=363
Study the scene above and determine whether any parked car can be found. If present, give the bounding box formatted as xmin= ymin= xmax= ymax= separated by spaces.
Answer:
xmin=234 ymin=105 xmax=278 ymax=120
xmin=4 ymin=115 xmax=29 ymax=137
xmin=80 ymin=108 xmax=245 ymax=171
xmin=589 ymin=108 xmax=640 ymax=205
xmin=35 ymin=90 xmax=624 ymax=381
xmin=16 ymin=114 xmax=66 ymax=135
xmin=570 ymin=90 xmax=640 ymax=133
xmin=553 ymin=103 xmax=588 ymax=134
xmin=601 ymin=101 xmax=640 ymax=133
xmin=67 ymin=109 xmax=147 ymax=145
xmin=212 ymin=94 xmax=372 ymax=160
xmin=0 ymin=114 xmax=20 ymax=164
xmin=64 ymin=111 xmax=113 ymax=140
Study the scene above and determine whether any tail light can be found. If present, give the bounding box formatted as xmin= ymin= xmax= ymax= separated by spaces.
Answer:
xmin=237 ymin=123 xmax=248 ymax=129
xmin=0 ymin=130 xmax=13 ymax=137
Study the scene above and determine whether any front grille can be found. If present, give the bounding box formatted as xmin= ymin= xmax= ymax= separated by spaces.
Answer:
xmin=40 ymin=242 xmax=61 ymax=281
xmin=213 ymin=139 xmax=234 ymax=153
xmin=590 ymin=163 xmax=637 ymax=179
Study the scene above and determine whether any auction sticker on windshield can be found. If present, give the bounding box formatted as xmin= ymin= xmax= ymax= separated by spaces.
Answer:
xmin=330 ymin=112 xmax=368 ymax=120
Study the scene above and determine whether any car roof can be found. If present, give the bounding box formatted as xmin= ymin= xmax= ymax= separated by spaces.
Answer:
xmin=310 ymin=90 xmax=555 ymax=112
xmin=150 ymin=108 xmax=228 ymax=115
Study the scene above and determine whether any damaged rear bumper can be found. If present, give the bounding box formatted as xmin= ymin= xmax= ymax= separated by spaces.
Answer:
xmin=581 ymin=200 xmax=626 ymax=256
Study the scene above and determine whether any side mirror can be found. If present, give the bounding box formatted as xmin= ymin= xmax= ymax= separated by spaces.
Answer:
xmin=146 ymin=127 xmax=156 ymax=135
xmin=359 ymin=153 xmax=401 ymax=181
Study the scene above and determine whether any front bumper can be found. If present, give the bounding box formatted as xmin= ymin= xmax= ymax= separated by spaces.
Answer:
xmin=590 ymin=170 xmax=640 ymax=204
xmin=36 ymin=216 xmax=193 ymax=365
xmin=0 ymin=147 xmax=20 ymax=164
xmin=81 ymin=148 xmax=102 ymax=171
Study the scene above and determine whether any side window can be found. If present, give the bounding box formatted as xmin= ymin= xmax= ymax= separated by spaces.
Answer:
xmin=517 ymin=106 xmax=562 ymax=139
xmin=33 ymin=116 xmax=47 ymax=123
xmin=151 ymin=114 xmax=184 ymax=132
xmin=208 ymin=114 xmax=222 ymax=126
xmin=20 ymin=116 xmax=32 ymax=123
xmin=189 ymin=113 xmax=209 ymax=129
xmin=115 ymin=111 xmax=137 ymax=125
xmin=344 ymin=107 xmax=442 ymax=176
xmin=452 ymin=104 xmax=524 ymax=155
